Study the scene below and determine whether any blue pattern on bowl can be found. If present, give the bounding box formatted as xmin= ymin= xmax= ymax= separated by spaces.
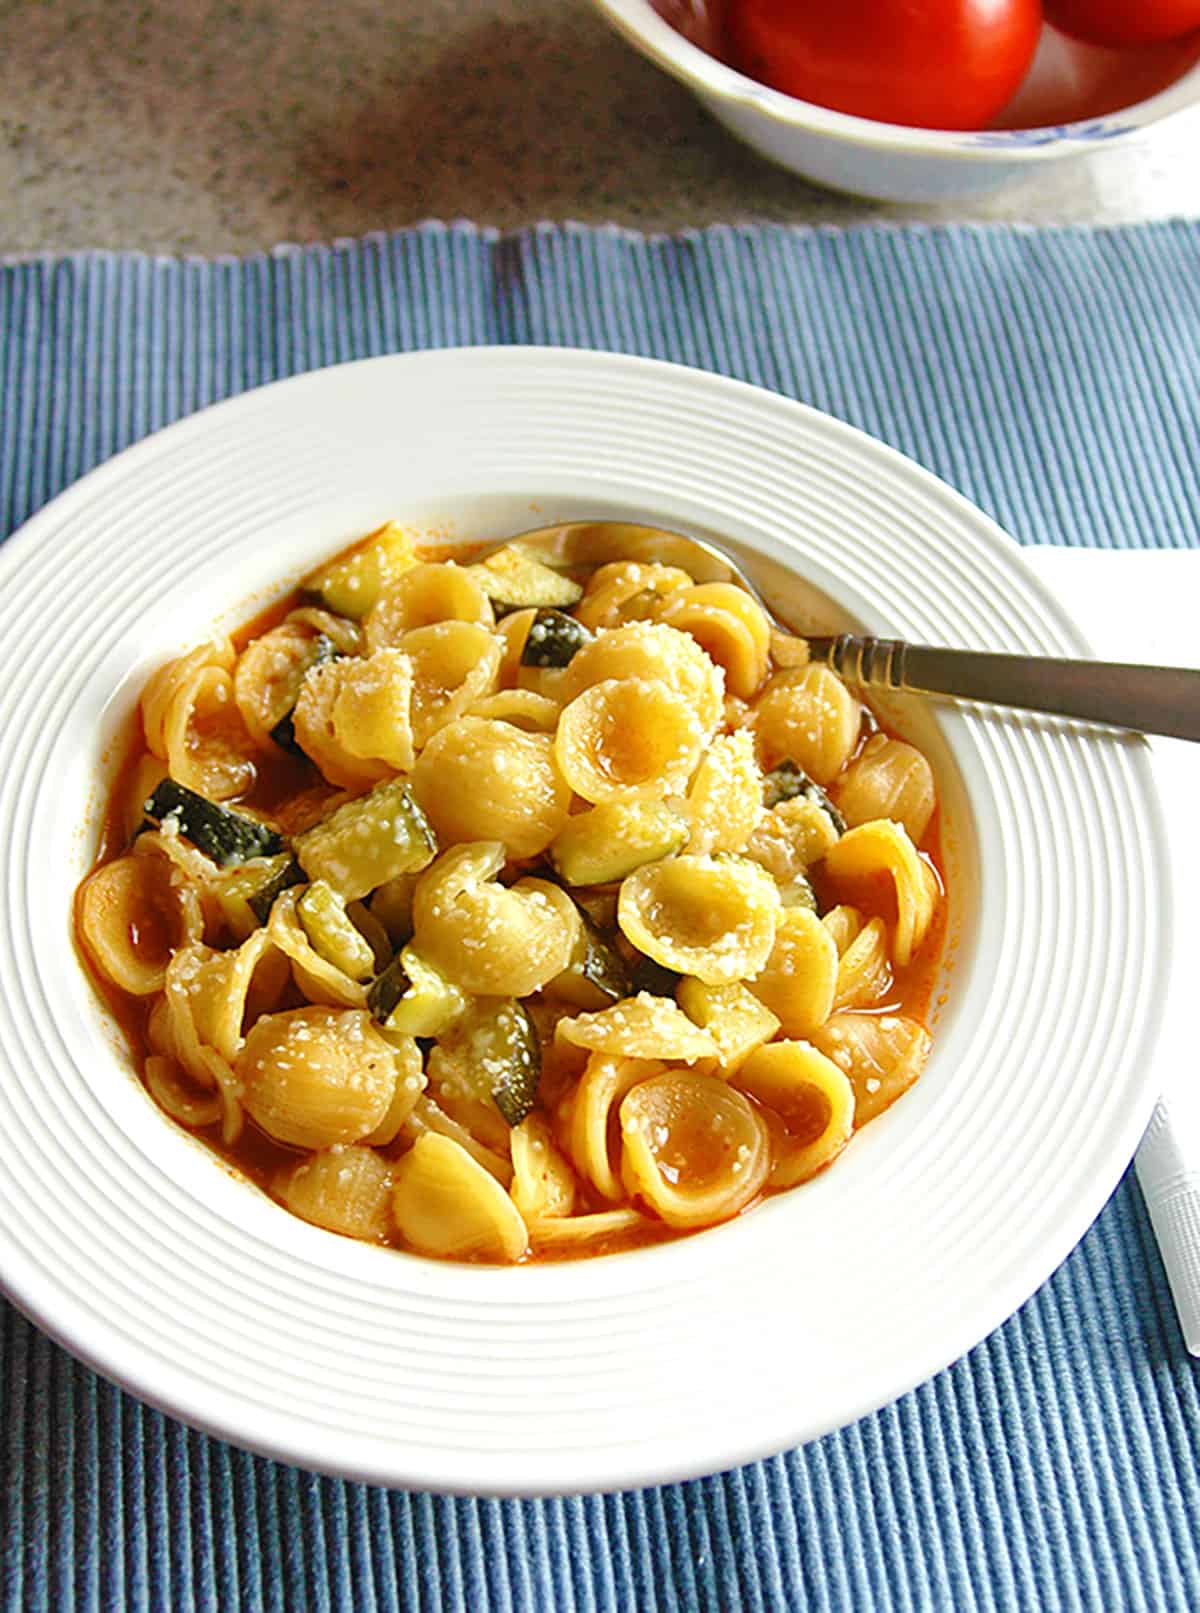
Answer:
xmin=964 ymin=121 xmax=1138 ymax=148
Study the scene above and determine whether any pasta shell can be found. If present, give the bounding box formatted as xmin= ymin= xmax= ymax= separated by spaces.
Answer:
xmin=749 ymin=664 xmax=860 ymax=785
xmin=77 ymin=851 xmax=199 ymax=996
xmin=237 ymin=1006 xmax=398 ymax=1149
xmin=618 ymin=855 xmax=779 ymax=984
xmin=810 ymin=1012 xmax=932 ymax=1127
xmin=555 ymin=678 xmax=707 ymax=804
xmin=142 ymin=639 xmax=255 ymax=801
xmin=821 ymin=904 xmax=864 ymax=955
xmin=528 ymin=1207 xmax=655 ymax=1253
xmin=362 ymin=1034 xmax=427 ymax=1145
xmin=465 ymin=689 xmax=562 ymax=732
xmin=685 ymin=730 xmax=762 ymax=855
xmin=411 ymin=842 xmax=576 ymax=996
xmin=658 ymin=583 xmax=771 ymax=699
xmin=397 ymin=621 xmax=502 ymax=748
xmin=556 ymin=994 xmax=719 ymax=1063
xmin=620 ymin=1071 xmax=770 ymax=1229
xmin=391 ymin=1133 xmax=529 ymax=1263
xmin=144 ymin=1053 xmax=223 ymax=1130
xmin=574 ymin=561 xmax=692 ymax=631
xmin=747 ymin=907 xmax=838 ymax=1037
xmin=832 ymin=733 xmax=937 ymax=845
xmin=566 ymin=1052 xmax=665 ymax=1200
xmin=563 ymin=620 xmax=725 ymax=735
xmin=292 ymin=648 xmax=415 ymax=788
xmin=823 ymin=820 xmax=940 ymax=967
xmin=510 ymin=1114 xmax=578 ymax=1221
xmin=233 ymin=622 xmax=322 ymax=751
xmin=364 ymin=560 xmax=494 ymax=650
xmin=281 ymin=1146 xmax=394 ymax=1242
xmin=400 ymin=1095 xmax=513 ymax=1186
xmin=734 ymin=1041 xmax=854 ymax=1187
xmin=411 ymin=716 xmax=571 ymax=859
xmin=832 ymin=915 xmax=893 ymax=1012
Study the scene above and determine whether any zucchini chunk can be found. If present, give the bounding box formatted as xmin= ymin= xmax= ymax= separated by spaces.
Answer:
xmin=550 ymin=799 xmax=687 ymax=888
xmin=295 ymin=779 xmax=437 ymax=901
xmin=247 ymin=856 xmax=306 ymax=923
xmin=628 ymin=954 xmax=682 ymax=999
xmin=762 ymin=760 xmax=848 ymax=834
xmin=268 ymin=634 xmax=341 ymax=754
xmin=549 ymin=904 xmax=632 ymax=1010
xmin=368 ymin=945 xmax=468 ymax=1037
xmin=467 ymin=543 xmax=584 ymax=611
xmin=143 ymin=779 xmax=284 ymax=867
xmin=678 ymin=979 xmax=780 ymax=1075
xmin=458 ymin=999 xmax=542 ymax=1127
xmin=297 ymin=881 xmax=377 ymax=982
xmin=215 ymin=852 xmax=305 ymax=934
xmin=302 ymin=521 xmax=418 ymax=619
xmin=519 ymin=608 xmax=593 ymax=670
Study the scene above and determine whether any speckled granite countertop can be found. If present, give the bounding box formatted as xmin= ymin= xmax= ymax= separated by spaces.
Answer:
xmin=3 ymin=0 xmax=1199 ymax=255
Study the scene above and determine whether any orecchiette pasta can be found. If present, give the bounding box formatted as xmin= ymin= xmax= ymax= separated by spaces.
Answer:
xmin=733 ymin=1042 xmax=854 ymax=1187
xmin=78 ymin=523 xmax=945 ymax=1265
xmin=573 ymin=560 xmax=691 ymax=631
xmin=411 ymin=717 xmax=570 ymax=859
xmin=555 ymin=678 xmax=707 ymax=803
xmin=831 ymin=732 xmax=937 ymax=845
xmin=657 ymin=581 xmax=771 ymax=699
xmin=617 ymin=854 xmax=779 ymax=984
xmin=563 ymin=621 xmax=725 ymax=736
xmin=237 ymin=1006 xmax=398 ymax=1149
xmin=291 ymin=648 xmax=415 ymax=787
xmin=685 ymin=730 xmax=762 ymax=855
xmin=619 ymin=1071 xmax=770 ymax=1228
xmin=364 ymin=561 xmax=495 ymax=650
xmin=749 ymin=663 xmax=861 ymax=784
xmin=142 ymin=637 xmax=255 ymax=800
xmin=396 ymin=620 xmax=502 ymax=748
xmin=823 ymin=820 xmax=941 ymax=967
xmin=281 ymin=1146 xmax=394 ymax=1240
xmin=411 ymin=842 xmax=576 ymax=996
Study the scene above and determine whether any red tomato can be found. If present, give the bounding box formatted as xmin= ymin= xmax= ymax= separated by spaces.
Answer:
xmin=724 ymin=0 xmax=1044 ymax=130
xmin=1044 ymin=0 xmax=1200 ymax=44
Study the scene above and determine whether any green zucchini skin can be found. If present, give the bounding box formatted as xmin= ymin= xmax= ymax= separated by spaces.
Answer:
xmin=550 ymin=905 xmax=632 ymax=1010
xmin=143 ymin=779 xmax=285 ymax=867
xmin=367 ymin=945 xmax=467 ymax=1037
xmin=520 ymin=609 xmax=594 ymax=670
xmin=246 ymin=856 xmax=306 ymax=923
xmin=268 ymin=634 xmax=340 ymax=755
xmin=628 ymin=954 xmax=682 ymax=999
xmin=367 ymin=953 xmax=410 ymax=1023
xmin=472 ymin=999 xmax=541 ymax=1127
xmin=761 ymin=761 xmax=847 ymax=834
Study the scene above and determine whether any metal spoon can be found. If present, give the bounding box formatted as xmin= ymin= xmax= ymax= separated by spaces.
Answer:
xmin=507 ymin=521 xmax=1200 ymax=743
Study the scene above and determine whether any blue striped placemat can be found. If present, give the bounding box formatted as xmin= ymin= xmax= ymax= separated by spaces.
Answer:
xmin=2 ymin=222 xmax=1198 ymax=1612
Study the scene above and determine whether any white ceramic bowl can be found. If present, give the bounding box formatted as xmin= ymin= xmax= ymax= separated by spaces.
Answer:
xmin=0 ymin=348 xmax=1172 ymax=1495
xmin=591 ymin=0 xmax=1200 ymax=201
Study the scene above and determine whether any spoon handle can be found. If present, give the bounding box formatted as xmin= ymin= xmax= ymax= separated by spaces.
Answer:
xmin=807 ymin=636 xmax=1200 ymax=743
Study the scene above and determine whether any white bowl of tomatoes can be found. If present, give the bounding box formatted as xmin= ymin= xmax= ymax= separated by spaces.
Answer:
xmin=591 ymin=0 xmax=1200 ymax=201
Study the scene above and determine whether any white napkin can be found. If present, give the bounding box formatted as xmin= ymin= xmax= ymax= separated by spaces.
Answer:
xmin=1025 ymin=548 xmax=1200 ymax=1355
